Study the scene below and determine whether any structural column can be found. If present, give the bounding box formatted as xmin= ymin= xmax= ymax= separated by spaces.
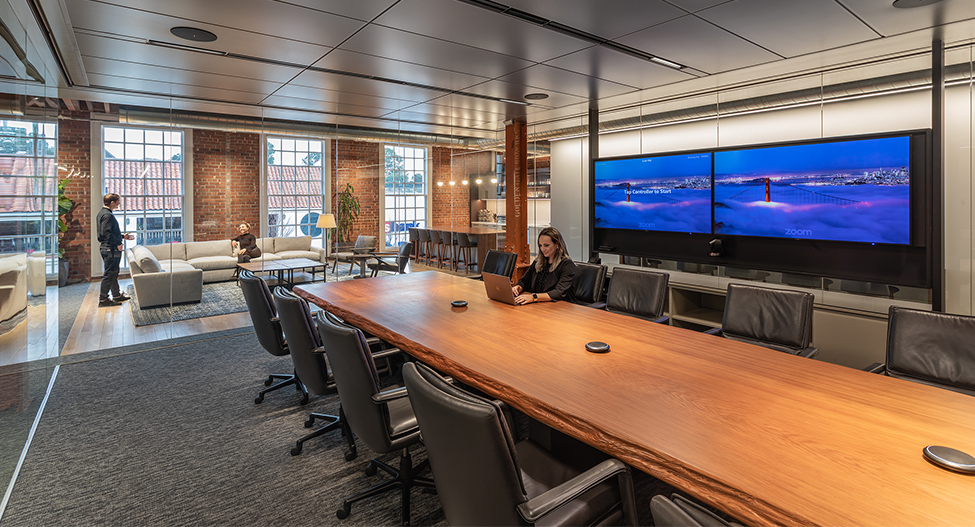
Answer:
xmin=504 ymin=120 xmax=530 ymax=282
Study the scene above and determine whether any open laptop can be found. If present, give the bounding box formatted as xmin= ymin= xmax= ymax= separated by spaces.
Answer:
xmin=483 ymin=272 xmax=520 ymax=305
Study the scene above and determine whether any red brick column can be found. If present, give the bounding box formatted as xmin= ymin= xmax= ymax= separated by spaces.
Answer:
xmin=330 ymin=139 xmax=381 ymax=242
xmin=192 ymin=130 xmax=261 ymax=241
xmin=58 ymin=112 xmax=92 ymax=283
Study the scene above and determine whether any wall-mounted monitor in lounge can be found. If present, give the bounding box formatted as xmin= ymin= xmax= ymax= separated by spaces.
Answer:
xmin=593 ymin=152 xmax=711 ymax=234
xmin=713 ymin=136 xmax=911 ymax=245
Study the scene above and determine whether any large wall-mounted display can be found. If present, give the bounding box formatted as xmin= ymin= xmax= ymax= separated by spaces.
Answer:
xmin=591 ymin=131 xmax=932 ymax=287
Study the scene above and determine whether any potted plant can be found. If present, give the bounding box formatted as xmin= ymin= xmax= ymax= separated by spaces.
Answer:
xmin=335 ymin=182 xmax=360 ymax=245
xmin=57 ymin=178 xmax=76 ymax=286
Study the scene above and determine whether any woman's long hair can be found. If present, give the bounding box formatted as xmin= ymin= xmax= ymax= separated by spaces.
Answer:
xmin=533 ymin=226 xmax=569 ymax=272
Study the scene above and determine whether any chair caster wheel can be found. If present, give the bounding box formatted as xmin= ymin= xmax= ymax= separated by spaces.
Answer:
xmin=299 ymin=393 xmax=309 ymax=405
xmin=364 ymin=463 xmax=377 ymax=477
xmin=254 ymin=395 xmax=264 ymax=404
xmin=336 ymin=505 xmax=350 ymax=519
xmin=304 ymin=417 xmax=314 ymax=428
xmin=291 ymin=445 xmax=302 ymax=456
xmin=345 ymin=450 xmax=357 ymax=461
xmin=264 ymin=378 xmax=273 ymax=387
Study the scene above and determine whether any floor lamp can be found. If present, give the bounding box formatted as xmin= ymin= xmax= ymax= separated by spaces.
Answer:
xmin=317 ymin=213 xmax=336 ymax=282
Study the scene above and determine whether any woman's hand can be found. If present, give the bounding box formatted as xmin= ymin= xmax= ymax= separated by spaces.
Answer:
xmin=514 ymin=293 xmax=537 ymax=305
xmin=238 ymin=249 xmax=246 ymax=255
xmin=232 ymin=240 xmax=238 ymax=248
xmin=511 ymin=285 xmax=522 ymax=297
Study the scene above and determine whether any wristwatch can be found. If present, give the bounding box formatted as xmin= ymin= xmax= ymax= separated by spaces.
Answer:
xmin=532 ymin=293 xmax=538 ymax=301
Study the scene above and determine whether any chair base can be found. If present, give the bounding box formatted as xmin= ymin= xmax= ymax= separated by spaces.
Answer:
xmin=255 ymin=372 xmax=308 ymax=405
xmin=336 ymin=448 xmax=435 ymax=526
xmin=291 ymin=406 xmax=357 ymax=459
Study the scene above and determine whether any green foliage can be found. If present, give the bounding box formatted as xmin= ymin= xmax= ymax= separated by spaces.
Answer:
xmin=335 ymin=183 xmax=360 ymax=243
xmin=57 ymin=179 xmax=76 ymax=258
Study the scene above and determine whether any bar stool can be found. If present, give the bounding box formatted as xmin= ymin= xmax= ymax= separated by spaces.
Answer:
xmin=456 ymin=232 xmax=476 ymax=274
xmin=407 ymin=227 xmax=420 ymax=261
xmin=417 ymin=229 xmax=431 ymax=265
xmin=428 ymin=230 xmax=443 ymax=268
xmin=440 ymin=230 xmax=456 ymax=270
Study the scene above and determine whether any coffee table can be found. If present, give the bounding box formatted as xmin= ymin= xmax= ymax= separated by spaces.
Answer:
xmin=237 ymin=257 xmax=328 ymax=288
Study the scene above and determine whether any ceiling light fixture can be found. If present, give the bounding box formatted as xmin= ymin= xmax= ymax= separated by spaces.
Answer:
xmin=475 ymin=179 xmax=482 ymax=184
xmin=892 ymin=0 xmax=944 ymax=7
xmin=462 ymin=180 xmax=469 ymax=185
xmin=147 ymin=39 xmax=227 ymax=56
xmin=490 ymin=178 xmax=498 ymax=184
xmin=170 ymin=27 xmax=218 ymax=42
xmin=524 ymin=93 xmax=549 ymax=100
xmin=499 ymin=98 xmax=529 ymax=106
xmin=449 ymin=181 xmax=456 ymax=186
xmin=650 ymin=57 xmax=683 ymax=70
xmin=437 ymin=181 xmax=444 ymax=187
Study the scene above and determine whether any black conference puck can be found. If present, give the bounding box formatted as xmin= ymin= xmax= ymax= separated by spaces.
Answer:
xmin=451 ymin=300 xmax=468 ymax=308
xmin=586 ymin=341 xmax=610 ymax=353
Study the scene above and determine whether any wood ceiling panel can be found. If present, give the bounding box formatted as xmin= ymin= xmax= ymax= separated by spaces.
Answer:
xmin=337 ymin=24 xmax=533 ymax=79
xmin=697 ymin=0 xmax=879 ymax=58
xmin=501 ymin=0 xmax=687 ymax=39
xmin=85 ymin=73 xmax=267 ymax=105
xmin=544 ymin=46 xmax=695 ymax=90
xmin=616 ymin=15 xmax=781 ymax=74
xmin=82 ymin=56 xmax=284 ymax=96
xmin=66 ymin=0 xmax=332 ymax=66
xmin=373 ymin=0 xmax=589 ymax=63
xmin=310 ymin=49 xmax=491 ymax=92
xmin=842 ymin=0 xmax=975 ymax=37
xmin=75 ymin=0 xmax=367 ymax=48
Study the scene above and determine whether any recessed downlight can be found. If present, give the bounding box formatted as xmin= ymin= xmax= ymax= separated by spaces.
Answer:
xmin=524 ymin=93 xmax=549 ymax=100
xmin=171 ymin=27 xmax=218 ymax=42
xmin=892 ymin=0 xmax=943 ymax=7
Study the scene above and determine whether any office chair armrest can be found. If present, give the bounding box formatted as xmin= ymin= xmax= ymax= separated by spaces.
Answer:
xmin=865 ymin=362 xmax=886 ymax=374
xmin=798 ymin=346 xmax=819 ymax=359
xmin=517 ymin=458 xmax=633 ymax=524
xmin=652 ymin=315 xmax=670 ymax=325
xmin=703 ymin=327 xmax=722 ymax=336
xmin=351 ymin=247 xmax=375 ymax=254
xmin=587 ymin=301 xmax=607 ymax=310
xmin=371 ymin=251 xmax=398 ymax=257
xmin=269 ymin=316 xmax=280 ymax=323
xmin=371 ymin=347 xmax=402 ymax=360
xmin=372 ymin=386 xmax=409 ymax=404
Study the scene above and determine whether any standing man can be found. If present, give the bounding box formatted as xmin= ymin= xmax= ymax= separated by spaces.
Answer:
xmin=97 ymin=193 xmax=134 ymax=307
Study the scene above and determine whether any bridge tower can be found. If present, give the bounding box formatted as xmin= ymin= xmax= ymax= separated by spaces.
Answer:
xmin=765 ymin=178 xmax=771 ymax=202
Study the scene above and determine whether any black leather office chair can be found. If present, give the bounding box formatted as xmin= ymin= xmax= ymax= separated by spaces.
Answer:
xmin=866 ymin=306 xmax=975 ymax=396
xmin=272 ymin=287 xmax=357 ymax=458
xmin=479 ymin=249 xmax=517 ymax=280
xmin=239 ymin=269 xmax=308 ymax=405
xmin=650 ymin=494 xmax=743 ymax=527
xmin=571 ymin=261 xmax=607 ymax=305
xmin=367 ymin=242 xmax=413 ymax=277
xmin=594 ymin=267 xmax=669 ymax=324
xmin=705 ymin=283 xmax=818 ymax=358
xmin=316 ymin=313 xmax=435 ymax=525
xmin=403 ymin=362 xmax=639 ymax=526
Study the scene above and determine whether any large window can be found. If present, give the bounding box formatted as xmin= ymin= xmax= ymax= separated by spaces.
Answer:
xmin=266 ymin=137 xmax=325 ymax=247
xmin=0 ymin=120 xmax=57 ymax=274
xmin=102 ymin=126 xmax=184 ymax=265
xmin=383 ymin=145 xmax=427 ymax=248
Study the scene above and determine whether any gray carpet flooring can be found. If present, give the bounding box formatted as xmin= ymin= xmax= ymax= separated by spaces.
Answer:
xmin=1 ymin=329 xmax=680 ymax=526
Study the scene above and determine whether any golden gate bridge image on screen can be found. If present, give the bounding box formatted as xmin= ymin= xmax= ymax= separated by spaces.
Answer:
xmin=721 ymin=177 xmax=862 ymax=206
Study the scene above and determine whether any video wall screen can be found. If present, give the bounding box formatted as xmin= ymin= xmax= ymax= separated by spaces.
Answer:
xmin=713 ymin=136 xmax=911 ymax=245
xmin=593 ymin=152 xmax=712 ymax=234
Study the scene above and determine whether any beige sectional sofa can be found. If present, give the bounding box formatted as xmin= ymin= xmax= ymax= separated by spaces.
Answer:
xmin=125 ymin=236 xmax=325 ymax=308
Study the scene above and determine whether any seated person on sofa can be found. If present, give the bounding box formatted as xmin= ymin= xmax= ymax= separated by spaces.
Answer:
xmin=231 ymin=222 xmax=262 ymax=263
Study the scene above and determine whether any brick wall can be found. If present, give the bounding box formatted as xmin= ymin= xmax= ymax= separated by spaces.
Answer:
xmin=430 ymin=146 xmax=471 ymax=226
xmin=58 ymin=112 xmax=91 ymax=284
xmin=330 ymin=139 xmax=381 ymax=243
xmin=192 ymin=130 xmax=261 ymax=241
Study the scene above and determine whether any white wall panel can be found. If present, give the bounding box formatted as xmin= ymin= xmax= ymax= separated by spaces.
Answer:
xmin=597 ymin=129 xmax=641 ymax=158
xmin=715 ymin=104 xmax=823 ymax=147
xmin=945 ymin=82 xmax=974 ymax=314
xmin=822 ymin=90 xmax=931 ymax=136
xmin=551 ymin=138 xmax=587 ymax=261
xmin=640 ymin=119 xmax=718 ymax=153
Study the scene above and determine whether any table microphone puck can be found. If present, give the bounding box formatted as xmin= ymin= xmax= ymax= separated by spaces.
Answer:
xmin=586 ymin=341 xmax=610 ymax=353
xmin=923 ymin=445 xmax=975 ymax=474
xmin=451 ymin=300 xmax=468 ymax=308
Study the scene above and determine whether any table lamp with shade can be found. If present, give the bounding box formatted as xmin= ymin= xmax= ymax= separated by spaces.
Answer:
xmin=317 ymin=213 xmax=337 ymax=281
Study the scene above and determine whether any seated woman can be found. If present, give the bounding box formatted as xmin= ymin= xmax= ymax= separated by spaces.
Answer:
xmin=231 ymin=222 xmax=262 ymax=263
xmin=512 ymin=226 xmax=577 ymax=305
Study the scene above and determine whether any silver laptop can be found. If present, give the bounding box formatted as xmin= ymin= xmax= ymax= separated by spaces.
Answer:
xmin=483 ymin=272 xmax=519 ymax=305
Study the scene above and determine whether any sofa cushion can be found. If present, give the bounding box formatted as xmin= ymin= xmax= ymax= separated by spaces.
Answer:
xmin=131 ymin=245 xmax=162 ymax=273
xmin=276 ymin=250 xmax=320 ymax=261
xmin=274 ymin=236 xmax=311 ymax=253
xmin=186 ymin=240 xmax=232 ymax=260
xmin=187 ymin=255 xmax=238 ymax=270
xmin=254 ymin=238 xmax=274 ymax=254
xmin=148 ymin=243 xmax=185 ymax=261
xmin=250 ymin=253 xmax=281 ymax=262
xmin=161 ymin=261 xmax=198 ymax=273
xmin=0 ymin=254 xmax=27 ymax=274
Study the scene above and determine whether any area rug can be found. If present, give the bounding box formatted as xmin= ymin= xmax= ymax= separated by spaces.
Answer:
xmin=126 ymin=282 xmax=248 ymax=326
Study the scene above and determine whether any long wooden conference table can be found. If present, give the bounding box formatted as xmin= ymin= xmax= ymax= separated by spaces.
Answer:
xmin=295 ymin=272 xmax=975 ymax=526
